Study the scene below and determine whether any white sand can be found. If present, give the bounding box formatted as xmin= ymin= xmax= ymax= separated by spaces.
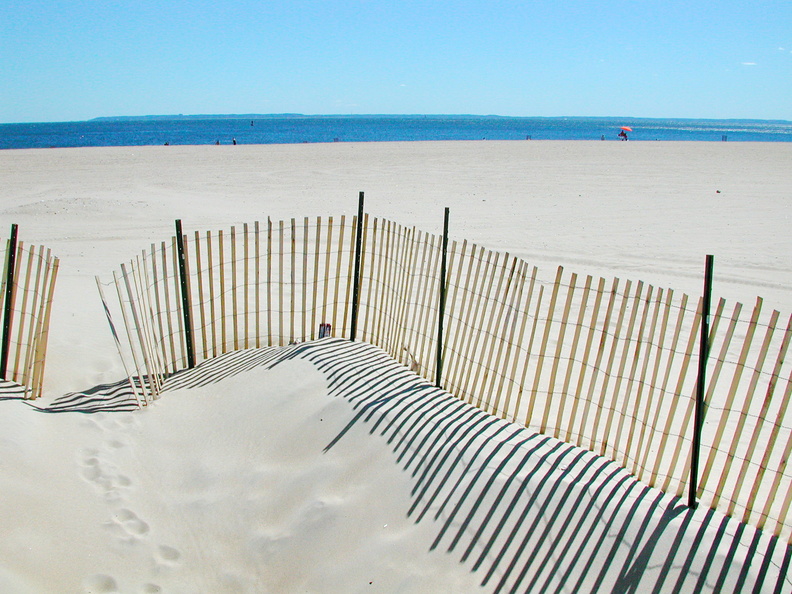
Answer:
xmin=1 ymin=141 xmax=791 ymax=592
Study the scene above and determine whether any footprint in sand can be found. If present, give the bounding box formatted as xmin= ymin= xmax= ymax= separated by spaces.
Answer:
xmin=78 ymin=451 xmax=133 ymax=501
xmin=140 ymin=584 xmax=162 ymax=593
xmin=104 ymin=508 xmax=150 ymax=542
xmin=156 ymin=544 xmax=182 ymax=566
xmin=82 ymin=574 xmax=119 ymax=593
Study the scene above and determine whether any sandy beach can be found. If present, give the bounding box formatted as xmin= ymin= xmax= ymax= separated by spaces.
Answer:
xmin=1 ymin=140 xmax=791 ymax=592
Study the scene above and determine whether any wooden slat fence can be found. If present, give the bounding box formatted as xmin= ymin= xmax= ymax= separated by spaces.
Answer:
xmin=1 ymin=230 xmax=60 ymax=398
xmin=101 ymin=213 xmax=792 ymax=543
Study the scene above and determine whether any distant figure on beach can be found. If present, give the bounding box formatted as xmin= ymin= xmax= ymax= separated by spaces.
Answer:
xmin=215 ymin=140 xmax=220 ymax=145
xmin=618 ymin=130 xmax=628 ymax=141
xmin=232 ymin=138 xmax=237 ymax=145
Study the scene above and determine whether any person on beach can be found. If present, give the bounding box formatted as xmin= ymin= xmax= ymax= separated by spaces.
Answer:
xmin=618 ymin=130 xmax=628 ymax=141
xmin=233 ymin=138 xmax=237 ymax=145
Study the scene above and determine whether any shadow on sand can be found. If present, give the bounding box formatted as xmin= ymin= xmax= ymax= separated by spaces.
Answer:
xmin=26 ymin=338 xmax=792 ymax=592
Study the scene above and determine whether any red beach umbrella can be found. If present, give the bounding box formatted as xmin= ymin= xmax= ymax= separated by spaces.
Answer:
xmin=620 ymin=126 xmax=633 ymax=132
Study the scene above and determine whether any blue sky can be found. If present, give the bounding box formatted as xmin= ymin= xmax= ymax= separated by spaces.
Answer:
xmin=1 ymin=0 xmax=790 ymax=123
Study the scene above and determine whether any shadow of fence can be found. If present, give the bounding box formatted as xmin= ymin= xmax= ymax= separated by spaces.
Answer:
xmin=101 ymin=337 xmax=792 ymax=593
xmin=97 ymin=208 xmax=792 ymax=552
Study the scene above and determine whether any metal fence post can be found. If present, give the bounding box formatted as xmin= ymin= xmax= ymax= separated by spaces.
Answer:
xmin=350 ymin=192 xmax=365 ymax=341
xmin=690 ymin=254 xmax=714 ymax=509
xmin=436 ymin=207 xmax=449 ymax=388
xmin=175 ymin=219 xmax=196 ymax=369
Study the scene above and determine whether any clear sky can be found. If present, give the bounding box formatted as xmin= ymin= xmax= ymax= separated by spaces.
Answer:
xmin=1 ymin=0 xmax=790 ymax=123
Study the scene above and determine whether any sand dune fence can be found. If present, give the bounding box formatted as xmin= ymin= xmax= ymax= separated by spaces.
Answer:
xmin=0 ymin=224 xmax=59 ymax=399
xmin=98 ymin=201 xmax=792 ymax=544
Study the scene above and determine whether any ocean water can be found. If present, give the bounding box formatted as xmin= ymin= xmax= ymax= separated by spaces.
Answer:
xmin=1 ymin=115 xmax=791 ymax=149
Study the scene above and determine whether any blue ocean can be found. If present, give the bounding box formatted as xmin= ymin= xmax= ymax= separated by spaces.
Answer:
xmin=1 ymin=115 xmax=791 ymax=149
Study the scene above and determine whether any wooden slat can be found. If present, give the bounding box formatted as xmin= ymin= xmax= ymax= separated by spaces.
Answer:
xmin=255 ymin=220 xmax=261 ymax=348
xmin=29 ymin=249 xmax=59 ymax=398
xmin=554 ymin=274 xmax=593 ymax=440
xmin=520 ymin=284 xmax=545 ymax=427
xmin=633 ymin=288 xmax=676 ymax=479
xmin=267 ymin=218 xmax=273 ymax=346
xmin=394 ymin=227 xmax=420 ymax=369
xmin=206 ymin=232 xmax=218 ymax=358
xmin=331 ymin=215 xmax=345 ymax=337
xmin=302 ymin=217 xmax=309 ymax=341
xmin=606 ymin=282 xmax=649 ymax=462
xmin=181 ymin=235 xmax=197 ymax=366
xmin=770 ymin=380 xmax=792 ymax=540
xmin=651 ymin=295 xmax=728 ymax=486
xmin=623 ymin=287 xmax=663 ymax=470
xmin=121 ymin=262 xmax=158 ymax=389
xmin=21 ymin=246 xmax=46 ymax=388
xmin=311 ymin=216 xmax=322 ymax=340
xmin=321 ymin=216 xmax=333 ymax=333
xmin=489 ymin=260 xmax=527 ymax=417
xmin=545 ymin=271 xmax=577 ymax=435
xmin=444 ymin=240 xmax=478 ymax=392
xmin=474 ymin=254 xmax=514 ymax=410
xmin=438 ymin=238 xmax=465 ymax=393
xmin=577 ymin=278 xmax=618 ymax=447
xmin=160 ymin=241 xmax=178 ymax=372
xmin=459 ymin=249 xmax=498 ymax=401
xmin=698 ymin=297 xmax=763 ymax=496
xmin=375 ymin=220 xmax=396 ymax=352
xmin=341 ymin=215 xmax=356 ymax=338
xmin=243 ymin=223 xmax=250 ymax=349
xmin=278 ymin=219 xmax=284 ymax=345
xmin=417 ymin=233 xmax=442 ymax=381
xmin=660 ymin=296 xmax=703 ymax=495
xmin=356 ymin=213 xmax=371 ymax=340
xmin=147 ymin=243 xmax=163 ymax=370
xmin=377 ymin=220 xmax=398 ymax=356
xmin=21 ymin=247 xmax=44 ymax=390
xmin=381 ymin=222 xmax=409 ymax=358
xmin=362 ymin=217 xmax=380 ymax=343
xmin=134 ymin=254 xmax=163 ymax=387
xmin=719 ymin=309 xmax=780 ymax=513
xmin=12 ymin=243 xmax=35 ymax=378
xmin=218 ymin=230 xmax=227 ymax=353
xmin=403 ymin=230 xmax=430 ymax=373
xmin=589 ymin=279 xmax=632 ymax=452
xmin=290 ymin=218 xmax=297 ymax=343
xmin=530 ymin=266 xmax=564 ymax=430
xmin=113 ymin=269 xmax=150 ymax=400
xmin=29 ymin=255 xmax=58 ymax=400
xmin=749 ymin=313 xmax=792 ymax=527
xmin=472 ymin=253 xmax=512 ymax=408
xmin=565 ymin=276 xmax=603 ymax=444
xmin=601 ymin=281 xmax=644 ymax=460
xmin=501 ymin=265 xmax=537 ymax=422
xmin=193 ymin=231 xmax=208 ymax=359
xmin=138 ymin=250 xmax=165 ymax=380
xmin=96 ymin=276 xmax=144 ymax=408
xmin=756 ymin=369 xmax=792 ymax=534
xmin=231 ymin=226 xmax=239 ymax=350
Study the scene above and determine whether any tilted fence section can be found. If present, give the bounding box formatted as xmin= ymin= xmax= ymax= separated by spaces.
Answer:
xmin=102 ymin=213 xmax=792 ymax=543
xmin=1 ymin=225 xmax=60 ymax=398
